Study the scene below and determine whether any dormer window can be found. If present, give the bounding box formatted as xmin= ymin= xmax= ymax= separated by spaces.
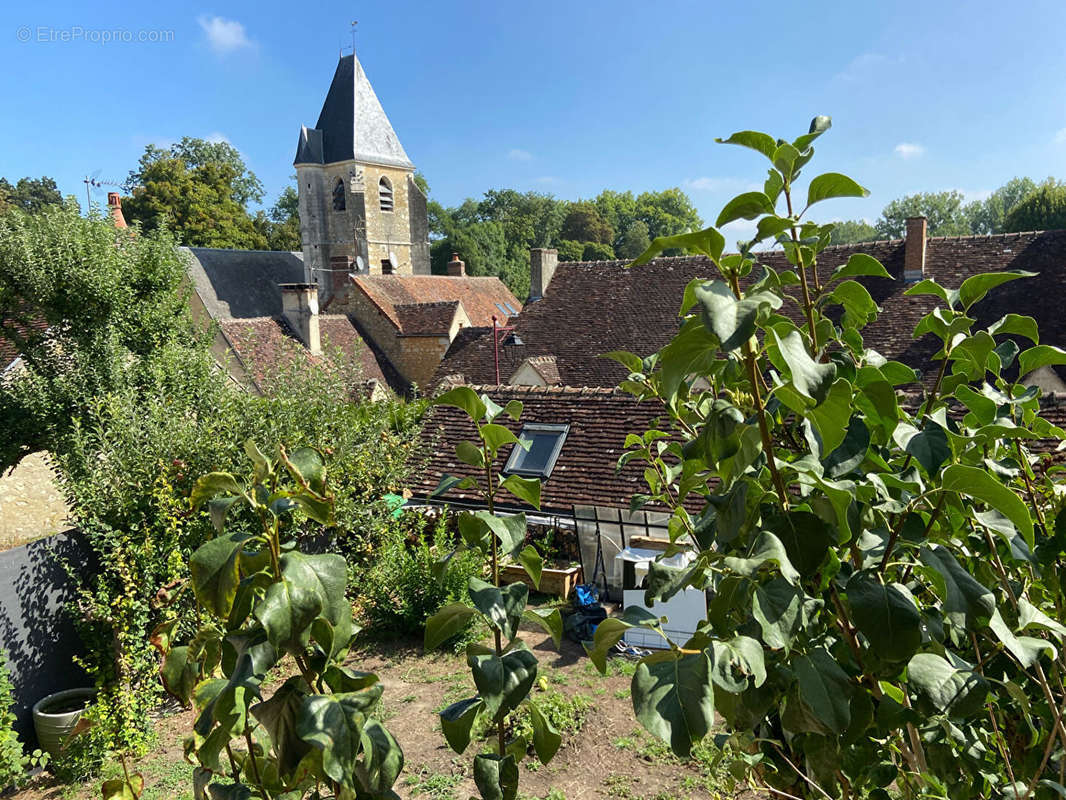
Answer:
xmin=378 ymin=177 xmax=393 ymax=212
xmin=332 ymin=178 xmax=345 ymax=211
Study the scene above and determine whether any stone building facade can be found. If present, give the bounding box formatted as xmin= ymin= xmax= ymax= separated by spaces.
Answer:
xmin=294 ymin=53 xmax=430 ymax=305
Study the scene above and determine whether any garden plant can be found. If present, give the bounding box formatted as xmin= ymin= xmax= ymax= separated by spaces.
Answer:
xmin=423 ymin=388 xmax=565 ymax=800
xmin=587 ymin=116 xmax=1066 ymax=798
xmin=154 ymin=442 xmax=403 ymax=799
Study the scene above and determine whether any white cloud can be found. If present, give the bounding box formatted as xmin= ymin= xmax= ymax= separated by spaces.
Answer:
xmin=894 ymin=142 xmax=925 ymax=160
xmin=683 ymin=176 xmax=760 ymax=193
xmin=719 ymin=218 xmax=760 ymax=246
xmin=1055 ymin=128 xmax=1066 ymax=144
xmin=198 ymin=16 xmax=254 ymax=55
xmin=508 ymin=149 xmax=533 ymax=161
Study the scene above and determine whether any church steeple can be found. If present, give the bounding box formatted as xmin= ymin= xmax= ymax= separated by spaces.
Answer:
xmin=294 ymin=54 xmax=413 ymax=169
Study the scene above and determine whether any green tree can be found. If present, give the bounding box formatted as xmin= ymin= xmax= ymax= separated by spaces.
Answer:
xmin=0 ymin=176 xmax=63 ymax=214
xmin=254 ymin=183 xmax=301 ymax=251
xmin=559 ymin=202 xmax=614 ymax=245
xmin=966 ymin=177 xmax=1038 ymax=234
xmin=123 ymin=137 xmax=267 ymax=249
xmin=554 ymin=239 xmax=585 ymax=262
xmin=829 ymin=218 xmax=878 ymax=244
xmin=1003 ymin=180 xmax=1066 ymax=232
xmin=875 ymin=190 xmax=971 ymax=238
xmin=617 ymin=219 xmax=651 ymax=258
xmin=593 ymin=189 xmax=639 ymax=246
xmin=635 ymin=187 xmax=703 ymax=243
xmin=592 ymin=115 xmax=1066 ymax=799
xmin=581 ymin=241 xmax=615 ymax=260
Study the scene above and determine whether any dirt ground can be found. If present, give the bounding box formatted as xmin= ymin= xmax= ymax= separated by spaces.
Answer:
xmin=0 ymin=452 xmax=70 ymax=551
xmin=14 ymin=626 xmax=744 ymax=800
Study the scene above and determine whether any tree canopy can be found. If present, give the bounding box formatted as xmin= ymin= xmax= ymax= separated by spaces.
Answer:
xmin=1004 ymin=180 xmax=1066 ymax=232
xmin=0 ymin=176 xmax=63 ymax=215
xmin=429 ymin=186 xmax=704 ymax=297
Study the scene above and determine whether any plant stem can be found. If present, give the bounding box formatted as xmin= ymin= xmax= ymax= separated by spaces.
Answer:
xmin=484 ymin=441 xmax=507 ymax=758
xmin=244 ymin=727 xmax=270 ymax=800
xmin=784 ymin=188 xmax=820 ymax=356
xmin=726 ymin=271 xmax=789 ymax=508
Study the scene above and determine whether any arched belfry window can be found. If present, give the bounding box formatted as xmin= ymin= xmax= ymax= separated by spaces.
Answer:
xmin=332 ymin=178 xmax=345 ymax=211
xmin=378 ymin=177 xmax=393 ymax=212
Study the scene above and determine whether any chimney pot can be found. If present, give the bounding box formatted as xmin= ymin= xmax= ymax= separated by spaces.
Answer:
xmin=528 ymin=248 xmax=559 ymax=301
xmin=279 ymin=283 xmax=321 ymax=355
xmin=447 ymin=252 xmax=466 ymax=277
xmin=904 ymin=216 xmax=927 ymax=283
xmin=107 ymin=192 xmax=128 ymax=229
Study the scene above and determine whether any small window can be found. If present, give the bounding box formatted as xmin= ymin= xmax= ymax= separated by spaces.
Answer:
xmin=503 ymin=302 xmax=517 ymax=315
xmin=378 ymin=177 xmax=393 ymax=212
xmin=381 ymin=258 xmax=394 ymax=275
xmin=503 ymin=423 xmax=569 ymax=480
xmin=332 ymin=178 xmax=345 ymax=211
xmin=495 ymin=302 xmax=510 ymax=316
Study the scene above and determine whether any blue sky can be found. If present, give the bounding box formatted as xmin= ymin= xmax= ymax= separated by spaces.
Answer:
xmin=2 ymin=0 xmax=1065 ymax=242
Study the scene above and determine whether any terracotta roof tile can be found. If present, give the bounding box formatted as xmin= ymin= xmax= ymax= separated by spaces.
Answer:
xmin=350 ymin=275 xmax=521 ymax=331
xmin=394 ymin=300 xmax=460 ymax=336
xmin=434 ymin=231 xmax=1066 ymax=389
xmin=218 ymin=315 xmax=395 ymax=397
xmin=411 ymin=385 xmax=669 ymax=513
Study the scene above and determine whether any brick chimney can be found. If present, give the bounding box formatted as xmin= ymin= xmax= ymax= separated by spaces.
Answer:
xmin=280 ymin=283 xmax=321 ymax=355
xmin=447 ymin=252 xmax=466 ymax=277
xmin=529 ymin=248 xmax=558 ymax=301
xmin=107 ymin=192 xmax=127 ymax=229
xmin=904 ymin=216 xmax=927 ymax=283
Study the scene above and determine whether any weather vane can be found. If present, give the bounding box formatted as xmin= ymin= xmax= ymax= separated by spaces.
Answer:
xmin=342 ymin=20 xmax=357 ymax=56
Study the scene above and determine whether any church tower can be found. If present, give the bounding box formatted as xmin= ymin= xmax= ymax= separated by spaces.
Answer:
xmin=294 ymin=53 xmax=430 ymax=303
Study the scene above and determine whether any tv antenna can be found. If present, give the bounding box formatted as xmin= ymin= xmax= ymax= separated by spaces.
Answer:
xmin=81 ymin=170 xmax=123 ymax=213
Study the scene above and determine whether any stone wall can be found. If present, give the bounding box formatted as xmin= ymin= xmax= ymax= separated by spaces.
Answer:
xmin=396 ymin=335 xmax=452 ymax=388
xmin=0 ymin=453 xmax=69 ymax=551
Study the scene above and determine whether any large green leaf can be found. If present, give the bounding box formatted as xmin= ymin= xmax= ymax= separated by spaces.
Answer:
xmin=101 ymin=776 xmax=145 ymax=800
xmin=475 ymin=511 xmax=527 ymax=560
xmin=716 ymin=192 xmax=776 ymax=228
xmin=772 ymin=329 xmax=837 ymax=404
xmin=630 ymin=227 xmax=726 ymax=266
xmin=918 ymin=545 xmax=996 ymax=631
xmin=941 ymin=464 xmax=1034 ymax=548
xmin=190 ymin=472 xmax=244 ymax=512
xmin=286 ymin=446 xmax=326 ymax=494
xmin=279 ymin=552 xmax=349 ymax=628
xmin=467 ymin=644 xmax=538 ymax=720
xmin=439 ymin=697 xmax=483 ymax=754
xmin=473 ymin=753 xmax=519 ymax=800
xmin=907 ymin=652 xmax=989 ymax=718
xmin=958 ymin=270 xmax=1035 ymax=311
xmin=190 ymin=531 xmax=251 ymax=618
xmin=752 ymin=577 xmax=803 ymax=651
xmin=694 ymin=281 xmax=782 ymax=352
xmin=793 ymin=116 xmax=832 ymax=152
xmin=584 ymin=607 xmax=662 ymax=673
xmin=481 ymin=423 xmax=520 ymax=456
xmin=794 ymin=648 xmax=853 ymax=734
xmin=631 ymin=650 xmax=715 ymax=757
xmin=846 ymin=572 xmax=921 ymax=662
xmin=822 ymin=415 xmax=870 ymax=477
xmin=831 ymin=253 xmax=891 ymax=281
xmin=715 ymin=130 xmax=777 ymax=160
xmin=528 ymin=700 xmax=562 ymax=764
xmin=424 ymin=602 xmax=477 ymax=651
xmin=1018 ymin=344 xmax=1066 ymax=378
xmin=806 ymin=173 xmax=868 ymax=207
xmin=707 ymin=635 xmax=766 ymax=693
xmin=516 ymin=545 xmax=543 ymax=590
xmin=500 ymin=474 xmax=541 ymax=509
xmin=763 ymin=509 xmax=834 ymax=578
xmin=807 ymin=378 xmax=852 ymax=454
xmin=522 ymin=607 xmax=563 ymax=648
xmin=468 ymin=578 xmax=528 ymax=642
xmin=253 ymin=579 xmax=322 ymax=655
xmin=296 ymin=687 xmax=383 ymax=790
xmin=722 ymin=531 xmax=800 ymax=584
xmin=893 ymin=421 xmax=951 ymax=476
xmin=436 ymin=386 xmax=487 ymax=422
xmin=160 ymin=645 xmax=198 ymax=706
xmin=829 ymin=280 xmax=879 ymax=328
xmin=250 ymin=676 xmax=312 ymax=779
xmin=356 ymin=718 xmax=404 ymax=795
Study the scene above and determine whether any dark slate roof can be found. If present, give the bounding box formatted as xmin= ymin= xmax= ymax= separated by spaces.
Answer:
xmin=183 ymin=247 xmax=305 ymax=321
xmin=410 ymin=385 xmax=668 ymax=514
xmin=294 ymin=54 xmax=413 ymax=169
xmin=218 ymin=315 xmax=394 ymax=397
xmin=433 ymin=230 xmax=1066 ymax=389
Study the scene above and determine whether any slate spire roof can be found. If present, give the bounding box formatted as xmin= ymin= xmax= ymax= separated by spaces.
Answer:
xmin=294 ymin=54 xmax=413 ymax=169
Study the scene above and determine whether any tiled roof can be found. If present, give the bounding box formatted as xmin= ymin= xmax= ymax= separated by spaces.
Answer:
xmin=183 ymin=247 xmax=306 ymax=321
xmin=434 ymin=230 xmax=1066 ymax=389
xmin=0 ymin=316 xmax=48 ymax=373
xmin=395 ymin=300 xmax=460 ymax=336
xmin=513 ymin=354 xmax=562 ymax=385
xmin=218 ymin=315 xmax=394 ymax=396
xmin=350 ymin=275 xmax=521 ymax=333
xmin=410 ymin=385 xmax=668 ymax=514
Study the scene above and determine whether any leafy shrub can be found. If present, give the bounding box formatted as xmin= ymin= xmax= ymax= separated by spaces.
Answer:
xmin=0 ymin=651 xmax=24 ymax=788
xmin=354 ymin=511 xmax=483 ymax=636
xmin=588 ymin=116 xmax=1066 ymax=798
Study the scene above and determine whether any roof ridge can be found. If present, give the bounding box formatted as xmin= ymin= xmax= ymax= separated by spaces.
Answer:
xmin=462 ymin=383 xmax=626 ymax=396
